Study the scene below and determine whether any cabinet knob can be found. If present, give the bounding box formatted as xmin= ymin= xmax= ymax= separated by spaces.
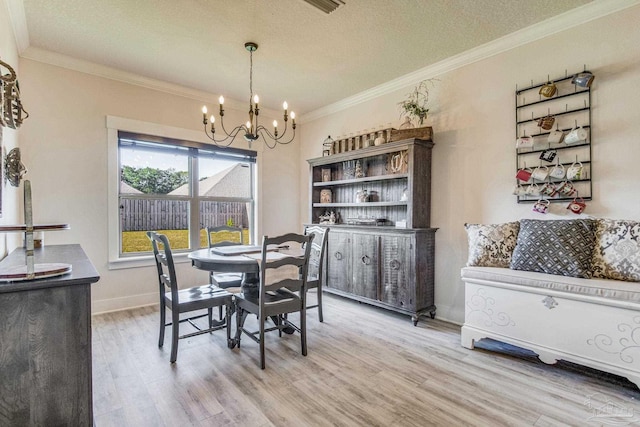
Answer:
xmin=361 ymin=255 xmax=370 ymax=265
xmin=334 ymin=251 xmax=343 ymax=260
xmin=389 ymin=259 xmax=401 ymax=270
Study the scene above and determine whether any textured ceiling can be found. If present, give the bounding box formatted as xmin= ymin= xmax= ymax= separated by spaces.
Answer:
xmin=19 ymin=0 xmax=594 ymax=114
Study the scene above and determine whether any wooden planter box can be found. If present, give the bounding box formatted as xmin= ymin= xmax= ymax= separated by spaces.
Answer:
xmin=390 ymin=126 xmax=432 ymax=142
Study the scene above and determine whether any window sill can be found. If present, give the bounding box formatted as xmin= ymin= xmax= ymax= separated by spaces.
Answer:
xmin=108 ymin=251 xmax=192 ymax=270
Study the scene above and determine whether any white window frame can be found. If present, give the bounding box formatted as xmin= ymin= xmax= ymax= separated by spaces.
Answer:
xmin=107 ymin=116 xmax=263 ymax=269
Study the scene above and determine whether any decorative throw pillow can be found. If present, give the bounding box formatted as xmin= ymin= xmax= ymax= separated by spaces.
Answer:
xmin=592 ymin=219 xmax=640 ymax=282
xmin=464 ymin=222 xmax=520 ymax=268
xmin=509 ymin=219 xmax=596 ymax=278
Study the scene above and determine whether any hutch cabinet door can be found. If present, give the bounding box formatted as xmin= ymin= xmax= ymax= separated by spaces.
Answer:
xmin=379 ymin=234 xmax=413 ymax=310
xmin=327 ymin=230 xmax=352 ymax=293
xmin=351 ymin=233 xmax=379 ymax=300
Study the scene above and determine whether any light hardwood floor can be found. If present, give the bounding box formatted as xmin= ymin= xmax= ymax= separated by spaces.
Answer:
xmin=92 ymin=293 xmax=640 ymax=426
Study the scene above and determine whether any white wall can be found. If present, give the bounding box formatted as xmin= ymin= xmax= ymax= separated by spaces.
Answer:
xmin=17 ymin=60 xmax=300 ymax=313
xmin=0 ymin=1 xmax=22 ymax=256
xmin=299 ymin=6 xmax=640 ymax=324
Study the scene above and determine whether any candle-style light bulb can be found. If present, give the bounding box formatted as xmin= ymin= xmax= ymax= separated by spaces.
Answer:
xmin=254 ymin=94 xmax=259 ymax=104
xmin=273 ymin=120 xmax=278 ymax=128
xmin=219 ymin=95 xmax=224 ymax=105
xmin=283 ymin=101 xmax=288 ymax=111
xmin=210 ymin=115 xmax=215 ymax=123
xmin=246 ymin=121 xmax=251 ymax=130
xmin=202 ymin=106 xmax=208 ymax=124
xmin=290 ymin=112 xmax=295 ymax=120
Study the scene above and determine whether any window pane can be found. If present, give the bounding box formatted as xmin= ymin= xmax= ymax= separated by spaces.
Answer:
xmin=120 ymin=198 xmax=190 ymax=253
xmin=198 ymin=155 xmax=251 ymax=198
xmin=199 ymin=200 xmax=250 ymax=248
xmin=119 ymin=140 xmax=189 ymax=196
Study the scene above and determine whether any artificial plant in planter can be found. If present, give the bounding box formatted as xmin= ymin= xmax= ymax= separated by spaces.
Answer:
xmin=397 ymin=78 xmax=438 ymax=128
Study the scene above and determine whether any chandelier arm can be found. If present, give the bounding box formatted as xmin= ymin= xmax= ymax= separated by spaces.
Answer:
xmin=258 ymin=120 xmax=294 ymax=143
xmin=204 ymin=126 xmax=235 ymax=147
xmin=275 ymin=127 xmax=296 ymax=145
xmin=219 ymin=115 xmax=242 ymax=139
xmin=256 ymin=125 xmax=295 ymax=145
xmin=204 ymin=122 xmax=247 ymax=147
xmin=259 ymin=131 xmax=278 ymax=150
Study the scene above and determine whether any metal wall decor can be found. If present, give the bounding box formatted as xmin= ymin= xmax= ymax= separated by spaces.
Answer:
xmin=515 ymin=68 xmax=593 ymax=204
xmin=5 ymin=147 xmax=27 ymax=187
xmin=0 ymin=58 xmax=29 ymax=129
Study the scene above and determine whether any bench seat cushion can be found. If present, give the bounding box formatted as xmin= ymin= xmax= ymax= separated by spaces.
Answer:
xmin=462 ymin=266 xmax=640 ymax=304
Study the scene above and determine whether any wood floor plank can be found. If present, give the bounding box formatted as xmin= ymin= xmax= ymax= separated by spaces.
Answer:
xmin=93 ymin=294 xmax=640 ymax=427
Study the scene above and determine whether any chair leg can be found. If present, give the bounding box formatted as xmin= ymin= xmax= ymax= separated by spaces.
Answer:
xmin=170 ymin=309 xmax=180 ymax=363
xmin=208 ymin=307 xmax=213 ymax=330
xmin=236 ymin=307 xmax=243 ymax=348
xmin=301 ymin=306 xmax=307 ymax=357
xmin=317 ymin=287 xmax=324 ymax=323
xmin=158 ymin=300 xmax=166 ymax=348
xmin=219 ymin=305 xmax=223 ymax=320
xmin=259 ymin=316 xmax=266 ymax=370
xmin=225 ymin=303 xmax=232 ymax=347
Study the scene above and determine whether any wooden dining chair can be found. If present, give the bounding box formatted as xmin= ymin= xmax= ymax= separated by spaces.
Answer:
xmin=147 ymin=231 xmax=234 ymax=363
xmin=206 ymin=225 xmax=246 ymax=289
xmin=304 ymin=225 xmax=329 ymax=322
xmin=235 ymin=232 xmax=314 ymax=369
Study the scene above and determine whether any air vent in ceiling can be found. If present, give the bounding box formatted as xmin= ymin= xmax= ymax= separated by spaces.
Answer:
xmin=301 ymin=0 xmax=345 ymax=14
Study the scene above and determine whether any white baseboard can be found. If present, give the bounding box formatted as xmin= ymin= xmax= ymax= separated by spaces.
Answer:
xmin=92 ymin=292 xmax=157 ymax=315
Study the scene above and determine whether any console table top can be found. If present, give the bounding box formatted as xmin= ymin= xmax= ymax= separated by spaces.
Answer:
xmin=0 ymin=244 xmax=100 ymax=293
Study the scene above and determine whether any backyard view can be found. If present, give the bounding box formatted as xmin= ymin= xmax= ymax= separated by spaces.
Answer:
xmin=122 ymin=228 xmax=250 ymax=253
xmin=119 ymin=136 xmax=253 ymax=254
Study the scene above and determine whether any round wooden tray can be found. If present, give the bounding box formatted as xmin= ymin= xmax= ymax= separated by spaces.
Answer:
xmin=0 ymin=263 xmax=72 ymax=282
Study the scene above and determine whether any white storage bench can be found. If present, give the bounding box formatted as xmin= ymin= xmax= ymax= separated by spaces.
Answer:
xmin=461 ymin=218 xmax=640 ymax=388
xmin=461 ymin=266 xmax=640 ymax=389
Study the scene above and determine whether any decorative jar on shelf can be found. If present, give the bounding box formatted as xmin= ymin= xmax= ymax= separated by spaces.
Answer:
xmin=374 ymin=131 xmax=385 ymax=146
xmin=320 ymin=189 xmax=332 ymax=204
xmin=355 ymin=189 xmax=369 ymax=203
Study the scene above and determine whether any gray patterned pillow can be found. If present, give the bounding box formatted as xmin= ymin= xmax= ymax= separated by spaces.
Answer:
xmin=465 ymin=222 xmax=520 ymax=267
xmin=510 ymin=219 xmax=596 ymax=278
xmin=592 ymin=219 xmax=640 ymax=282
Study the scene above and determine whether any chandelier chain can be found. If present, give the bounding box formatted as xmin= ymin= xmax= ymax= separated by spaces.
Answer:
xmin=249 ymin=49 xmax=253 ymax=102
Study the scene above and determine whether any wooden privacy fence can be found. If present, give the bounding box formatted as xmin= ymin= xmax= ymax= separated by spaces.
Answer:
xmin=120 ymin=199 xmax=248 ymax=231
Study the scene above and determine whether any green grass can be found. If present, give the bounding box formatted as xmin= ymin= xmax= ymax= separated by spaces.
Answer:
xmin=122 ymin=229 xmax=249 ymax=253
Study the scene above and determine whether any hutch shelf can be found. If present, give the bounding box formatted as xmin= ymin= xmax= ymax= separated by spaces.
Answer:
xmin=307 ymin=137 xmax=436 ymax=325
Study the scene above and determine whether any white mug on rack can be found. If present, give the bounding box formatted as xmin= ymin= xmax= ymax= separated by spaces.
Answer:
xmin=567 ymin=161 xmax=584 ymax=180
xmin=549 ymin=163 xmax=565 ymax=179
xmin=565 ymin=126 xmax=588 ymax=144
xmin=531 ymin=165 xmax=549 ymax=181
xmin=548 ymin=129 xmax=565 ymax=144
xmin=516 ymin=136 xmax=534 ymax=150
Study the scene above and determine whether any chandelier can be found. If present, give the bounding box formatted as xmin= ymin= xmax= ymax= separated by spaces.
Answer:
xmin=201 ymin=42 xmax=296 ymax=149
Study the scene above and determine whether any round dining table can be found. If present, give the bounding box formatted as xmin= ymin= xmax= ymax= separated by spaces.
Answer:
xmin=188 ymin=248 xmax=261 ymax=284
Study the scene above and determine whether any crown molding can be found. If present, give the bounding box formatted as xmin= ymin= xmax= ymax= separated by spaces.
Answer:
xmin=4 ymin=0 xmax=29 ymax=53
xmin=299 ymin=0 xmax=640 ymax=123
xmin=21 ymin=47 xmax=257 ymax=111
xmin=20 ymin=46 xmax=287 ymax=118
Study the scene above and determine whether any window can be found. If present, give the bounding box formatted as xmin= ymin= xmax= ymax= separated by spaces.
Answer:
xmin=117 ymin=131 xmax=256 ymax=257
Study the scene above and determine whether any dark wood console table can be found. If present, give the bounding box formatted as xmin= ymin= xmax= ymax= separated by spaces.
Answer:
xmin=0 ymin=244 xmax=99 ymax=425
